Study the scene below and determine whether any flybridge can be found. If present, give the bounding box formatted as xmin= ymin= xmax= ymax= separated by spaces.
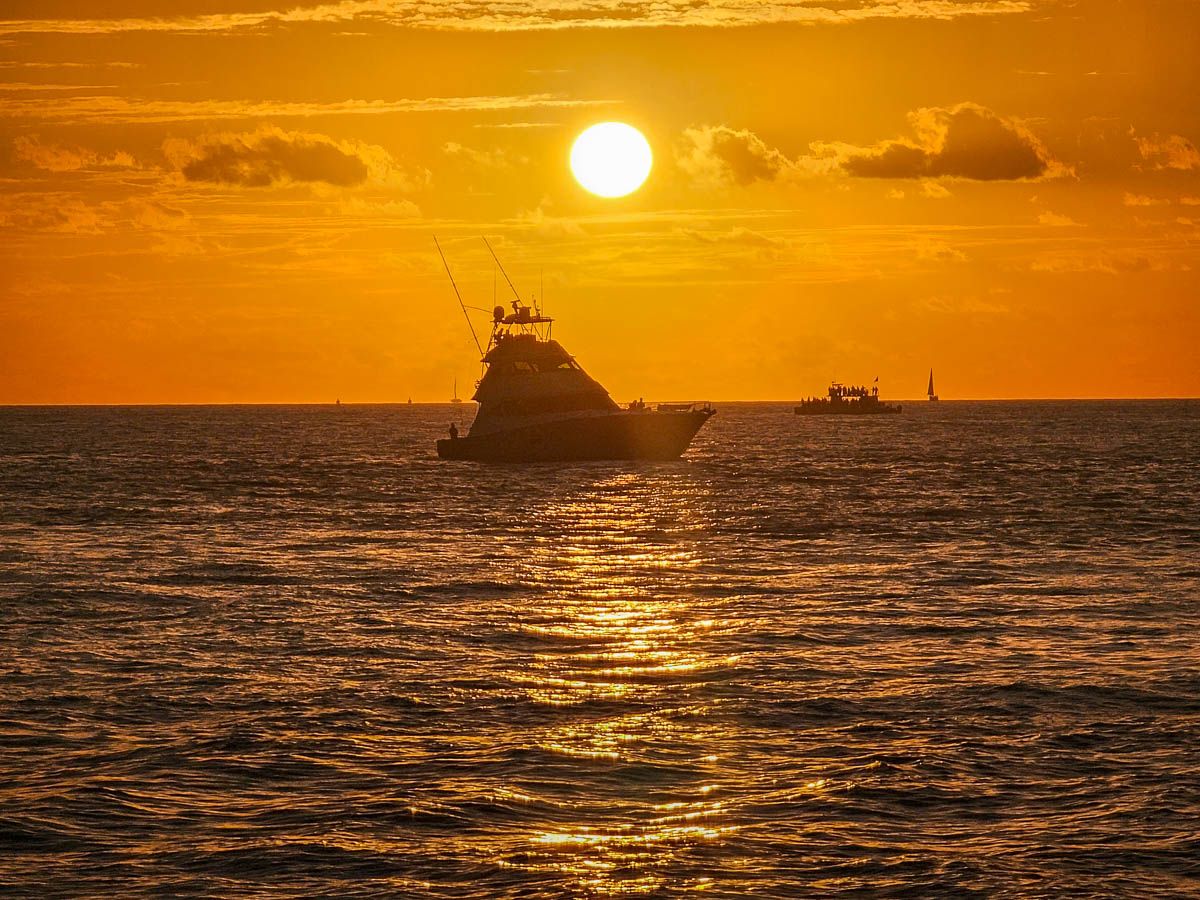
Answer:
xmin=435 ymin=234 xmax=552 ymax=356
xmin=490 ymin=301 xmax=553 ymax=349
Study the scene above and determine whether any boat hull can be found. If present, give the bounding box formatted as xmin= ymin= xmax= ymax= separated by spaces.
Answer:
xmin=437 ymin=409 xmax=714 ymax=462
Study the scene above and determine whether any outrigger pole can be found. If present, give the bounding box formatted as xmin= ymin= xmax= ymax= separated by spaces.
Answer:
xmin=482 ymin=237 xmax=523 ymax=307
xmin=434 ymin=235 xmax=483 ymax=358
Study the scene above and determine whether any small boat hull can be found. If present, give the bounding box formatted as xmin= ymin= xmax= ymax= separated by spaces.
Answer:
xmin=437 ymin=408 xmax=714 ymax=462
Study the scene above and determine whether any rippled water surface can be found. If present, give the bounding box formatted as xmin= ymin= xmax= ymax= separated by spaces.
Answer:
xmin=2 ymin=401 xmax=1199 ymax=897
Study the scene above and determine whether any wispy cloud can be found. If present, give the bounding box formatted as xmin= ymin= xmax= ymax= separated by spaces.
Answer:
xmin=1036 ymin=211 xmax=1079 ymax=226
xmin=0 ymin=60 xmax=140 ymax=69
xmin=1 ymin=93 xmax=616 ymax=125
xmin=1136 ymin=132 xmax=1200 ymax=171
xmin=0 ymin=1 xmax=1037 ymax=36
xmin=0 ymin=192 xmax=189 ymax=235
xmin=11 ymin=135 xmax=138 ymax=172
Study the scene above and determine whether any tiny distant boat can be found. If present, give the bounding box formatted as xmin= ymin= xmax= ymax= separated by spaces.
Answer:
xmin=795 ymin=380 xmax=901 ymax=416
xmin=434 ymin=240 xmax=714 ymax=462
xmin=450 ymin=378 xmax=463 ymax=404
xmin=928 ymin=368 xmax=939 ymax=402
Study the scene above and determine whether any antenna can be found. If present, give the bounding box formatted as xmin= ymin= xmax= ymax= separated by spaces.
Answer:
xmin=434 ymin=236 xmax=482 ymax=357
xmin=482 ymin=236 xmax=522 ymax=306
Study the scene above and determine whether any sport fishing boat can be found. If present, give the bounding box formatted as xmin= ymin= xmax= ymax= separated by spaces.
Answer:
xmin=434 ymin=241 xmax=714 ymax=462
xmin=795 ymin=380 xmax=901 ymax=416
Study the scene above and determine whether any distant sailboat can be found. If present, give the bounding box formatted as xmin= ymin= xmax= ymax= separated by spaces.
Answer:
xmin=927 ymin=369 xmax=939 ymax=402
xmin=450 ymin=378 xmax=463 ymax=404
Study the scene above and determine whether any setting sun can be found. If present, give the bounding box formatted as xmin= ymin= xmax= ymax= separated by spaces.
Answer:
xmin=570 ymin=122 xmax=652 ymax=198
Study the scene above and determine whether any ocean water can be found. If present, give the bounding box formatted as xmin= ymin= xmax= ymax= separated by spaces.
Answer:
xmin=2 ymin=401 xmax=1198 ymax=898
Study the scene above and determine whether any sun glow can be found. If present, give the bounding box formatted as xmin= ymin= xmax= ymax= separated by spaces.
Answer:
xmin=570 ymin=122 xmax=652 ymax=198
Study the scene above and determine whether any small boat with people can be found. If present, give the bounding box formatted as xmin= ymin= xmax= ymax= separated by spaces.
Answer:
xmin=434 ymin=239 xmax=715 ymax=462
xmin=795 ymin=379 xmax=902 ymax=416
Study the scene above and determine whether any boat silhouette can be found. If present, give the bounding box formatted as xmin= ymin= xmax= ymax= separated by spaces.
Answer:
xmin=795 ymin=380 xmax=901 ymax=416
xmin=928 ymin=368 xmax=939 ymax=402
xmin=434 ymin=241 xmax=714 ymax=462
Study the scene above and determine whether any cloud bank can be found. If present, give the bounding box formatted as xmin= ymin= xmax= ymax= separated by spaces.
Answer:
xmin=825 ymin=104 xmax=1064 ymax=180
xmin=163 ymin=127 xmax=395 ymax=187
xmin=680 ymin=104 xmax=1067 ymax=187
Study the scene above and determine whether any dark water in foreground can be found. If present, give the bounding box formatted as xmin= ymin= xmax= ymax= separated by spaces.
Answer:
xmin=2 ymin=401 xmax=1199 ymax=898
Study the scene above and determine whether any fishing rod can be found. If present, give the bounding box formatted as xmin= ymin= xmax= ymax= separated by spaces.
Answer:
xmin=434 ymin=235 xmax=483 ymax=357
xmin=482 ymin=236 xmax=524 ymax=308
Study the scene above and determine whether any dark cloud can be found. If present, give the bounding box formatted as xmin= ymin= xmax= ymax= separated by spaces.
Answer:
xmin=681 ymin=105 xmax=1065 ymax=189
xmin=678 ymin=125 xmax=792 ymax=185
xmin=165 ymin=127 xmax=375 ymax=187
xmin=835 ymin=104 xmax=1062 ymax=181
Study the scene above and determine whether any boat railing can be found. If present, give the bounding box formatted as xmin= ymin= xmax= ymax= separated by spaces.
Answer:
xmin=624 ymin=401 xmax=713 ymax=413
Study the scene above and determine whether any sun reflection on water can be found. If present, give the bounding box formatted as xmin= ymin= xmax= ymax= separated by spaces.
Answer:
xmin=494 ymin=471 xmax=733 ymax=894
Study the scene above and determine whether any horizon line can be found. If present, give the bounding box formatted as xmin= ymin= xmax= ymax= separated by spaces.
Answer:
xmin=3 ymin=397 xmax=1199 ymax=408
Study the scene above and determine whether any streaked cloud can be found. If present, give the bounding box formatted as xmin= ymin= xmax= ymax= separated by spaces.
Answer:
xmin=0 ymin=93 xmax=616 ymax=125
xmin=1123 ymin=192 xmax=1166 ymax=207
xmin=0 ymin=193 xmax=104 ymax=233
xmin=1030 ymin=252 xmax=1164 ymax=274
xmin=0 ymin=1 xmax=1037 ymax=36
xmin=0 ymin=192 xmax=188 ymax=234
xmin=11 ymin=135 xmax=137 ymax=172
xmin=443 ymin=141 xmax=525 ymax=170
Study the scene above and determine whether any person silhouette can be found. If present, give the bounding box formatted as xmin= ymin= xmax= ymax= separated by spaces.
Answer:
xmin=448 ymin=423 xmax=458 ymax=439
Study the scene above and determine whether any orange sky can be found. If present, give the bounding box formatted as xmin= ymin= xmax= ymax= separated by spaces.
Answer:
xmin=1 ymin=0 xmax=1198 ymax=402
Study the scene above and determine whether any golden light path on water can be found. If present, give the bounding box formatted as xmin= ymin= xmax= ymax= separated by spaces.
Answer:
xmin=4 ymin=404 xmax=1198 ymax=896
xmin=496 ymin=472 xmax=738 ymax=894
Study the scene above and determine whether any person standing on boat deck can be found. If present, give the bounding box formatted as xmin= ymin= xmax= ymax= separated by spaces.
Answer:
xmin=448 ymin=423 xmax=458 ymax=440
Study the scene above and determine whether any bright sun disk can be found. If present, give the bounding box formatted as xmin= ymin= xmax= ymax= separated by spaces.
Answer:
xmin=570 ymin=122 xmax=652 ymax=198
